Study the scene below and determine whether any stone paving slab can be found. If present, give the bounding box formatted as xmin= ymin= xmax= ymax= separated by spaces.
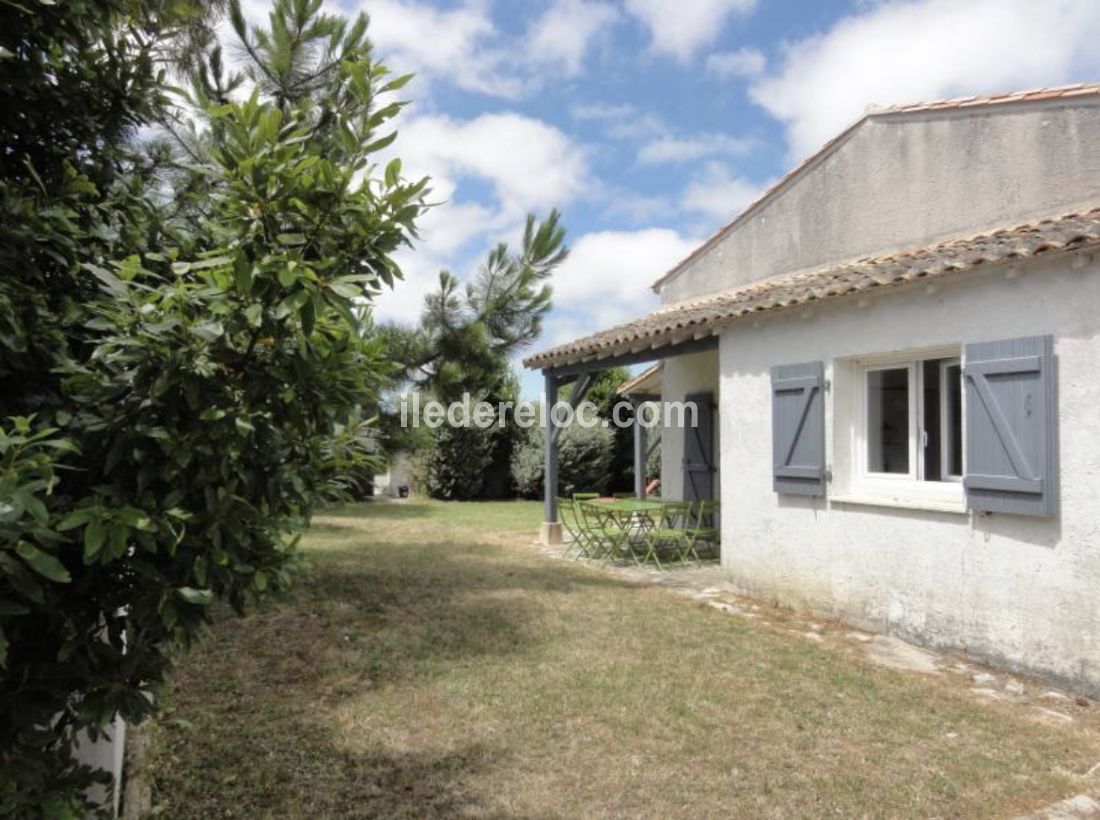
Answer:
xmin=1015 ymin=793 xmax=1100 ymax=819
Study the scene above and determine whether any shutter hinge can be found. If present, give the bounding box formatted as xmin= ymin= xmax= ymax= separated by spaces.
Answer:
xmin=823 ymin=378 xmax=831 ymax=393
xmin=824 ymin=467 xmax=833 ymax=483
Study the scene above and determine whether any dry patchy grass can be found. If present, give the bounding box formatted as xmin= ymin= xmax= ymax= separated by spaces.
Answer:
xmin=142 ymin=500 xmax=1100 ymax=818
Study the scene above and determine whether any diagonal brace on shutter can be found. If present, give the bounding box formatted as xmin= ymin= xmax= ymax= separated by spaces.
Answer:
xmin=964 ymin=355 xmax=1043 ymax=493
xmin=773 ymin=375 xmax=821 ymax=479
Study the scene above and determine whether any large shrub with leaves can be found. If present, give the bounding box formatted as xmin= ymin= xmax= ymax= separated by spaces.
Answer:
xmin=0 ymin=0 xmax=425 ymax=813
xmin=511 ymin=418 xmax=615 ymax=499
xmin=414 ymin=424 xmax=499 ymax=501
xmin=562 ymin=368 xmax=635 ymax=493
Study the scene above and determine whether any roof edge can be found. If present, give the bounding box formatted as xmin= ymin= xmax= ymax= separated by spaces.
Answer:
xmin=526 ymin=206 xmax=1100 ymax=371
xmin=616 ymin=362 xmax=662 ymax=396
xmin=649 ymin=81 xmax=1100 ymax=293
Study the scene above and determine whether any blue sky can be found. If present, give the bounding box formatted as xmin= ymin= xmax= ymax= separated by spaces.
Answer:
xmin=292 ymin=0 xmax=1100 ymax=397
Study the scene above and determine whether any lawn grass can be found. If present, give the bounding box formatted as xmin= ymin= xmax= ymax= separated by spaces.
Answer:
xmin=143 ymin=499 xmax=1100 ymax=818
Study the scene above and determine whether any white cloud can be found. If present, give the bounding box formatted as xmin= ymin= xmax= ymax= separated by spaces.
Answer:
xmin=624 ymin=0 xmax=759 ymax=61
xmin=572 ymin=101 xmax=758 ymax=169
xmin=599 ymin=190 xmax=672 ymax=224
xmin=227 ymin=0 xmax=522 ymax=99
xmin=353 ymin=0 xmax=622 ymax=98
xmin=550 ymin=229 xmax=700 ymax=327
xmin=750 ymin=0 xmax=1100 ymax=160
xmin=365 ymin=0 xmax=521 ymax=98
xmin=526 ymin=0 xmax=619 ymax=76
xmin=531 ymin=226 xmax=703 ymax=393
xmin=395 ymin=112 xmax=589 ymax=213
xmin=378 ymin=247 xmax=447 ymax=325
xmin=570 ymin=101 xmax=666 ymax=140
xmin=705 ymin=46 xmax=765 ymax=78
xmin=681 ymin=161 xmax=767 ymax=221
xmin=637 ymin=133 xmax=756 ymax=164
xmin=231 ymin=0 xmax=624 ymax=101
xmin=570 ymin=102 xmax=635 ymax=121
xmin=372 ymin=111 xmax=591 ymax=323
xmin=540 ymin=315 xmax=602 ymax=352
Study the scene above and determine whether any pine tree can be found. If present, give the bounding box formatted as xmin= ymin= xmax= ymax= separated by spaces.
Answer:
xmin=389 ymin=210 xmax=567 ymax=403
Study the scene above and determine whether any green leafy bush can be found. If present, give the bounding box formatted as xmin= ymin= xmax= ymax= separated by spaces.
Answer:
xmin=415 ymin=424 xmax=500 ymax=501
xmin=646 ymin=429 xmax=662 ymax=491
xmin=563 ymin=368 xmax=635 ymax=493
xmin=0 ymin=0 xmax=425 ymax=812
xmin=511 ymin=419 xmax=615 ymax=499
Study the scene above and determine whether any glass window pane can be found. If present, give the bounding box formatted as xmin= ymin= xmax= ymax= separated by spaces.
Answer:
xmin=922 ymin=359 xmax=942 ymax=480
xmin=867 ymin=367 xmax=910 ymax=474
xmin=946 ymin=363 xmax=963 ymax=476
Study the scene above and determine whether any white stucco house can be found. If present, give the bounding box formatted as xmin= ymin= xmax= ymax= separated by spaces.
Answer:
xmin=525 ymin=83 xmax=1100 ymax=694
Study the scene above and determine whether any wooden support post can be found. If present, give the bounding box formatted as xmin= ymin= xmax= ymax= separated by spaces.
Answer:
xmin=633 ymin=401 xmax=647 ymax=499
xmin=540 ymin=372 xmax=563 ymax=545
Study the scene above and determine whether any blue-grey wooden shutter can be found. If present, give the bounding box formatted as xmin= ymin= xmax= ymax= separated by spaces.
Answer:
xmin=682 ymin=391 xmax=714 ymax=502
xmin=963 ymin=335 xmax=1056 ymax=517
xmin=770 ymin=361 xmax=825 ymax=496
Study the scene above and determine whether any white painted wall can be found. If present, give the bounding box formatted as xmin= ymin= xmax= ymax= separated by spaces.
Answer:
xmin=73 ymin=717 xmax=125 ymax=817
xmin=660 ymin=350 xmax=720 ymax=501
xmin=661 ymin=99 xmax=1100 ymax=304
xmin=374 ymin=451 xmax=412 ymax=498
xmin=718 ymin=252 xmax=1100 ymax=693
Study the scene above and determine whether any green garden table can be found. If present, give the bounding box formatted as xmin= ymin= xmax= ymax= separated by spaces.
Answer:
xmin=589 ymin=498 xmax=666 ymax=543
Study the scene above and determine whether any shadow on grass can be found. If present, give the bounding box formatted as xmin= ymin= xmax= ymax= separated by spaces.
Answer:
xmin=158 ymin=700 xmax=497 ymax=819
xmin=309 ymin=537 xmax=630 ymax=604
xmin=145 ymin=523 xmax=1100 ymax=819
xmin=148 ymin=535 xmax=628 ymax=818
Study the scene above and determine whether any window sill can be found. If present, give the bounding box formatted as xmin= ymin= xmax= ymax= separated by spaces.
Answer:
xmin=829 ymin=493 xmax=969 ymax=515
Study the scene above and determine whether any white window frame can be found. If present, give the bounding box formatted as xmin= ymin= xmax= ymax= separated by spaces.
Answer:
xmin=939 ymin=357 xmax=964 ymax=482
xmin=860 ymin=361 xmax=918 ymax=481
xmin=843 ymin=346 xmax=965 ymax=509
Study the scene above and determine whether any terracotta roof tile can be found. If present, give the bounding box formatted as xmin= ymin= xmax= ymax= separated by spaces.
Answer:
xmin=878 ymin=83 xmax=1100 ymax=113
xmin=525 ymin=208 xmax=1100 ymax=371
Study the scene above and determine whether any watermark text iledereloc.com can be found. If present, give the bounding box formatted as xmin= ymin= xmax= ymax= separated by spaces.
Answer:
xmin=399 ymin=393 xmax=698 ymax=430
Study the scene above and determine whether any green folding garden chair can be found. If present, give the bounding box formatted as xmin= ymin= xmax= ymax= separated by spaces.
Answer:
xmin=578 ymin=500 xmax=631 ymax=563
xmin=642 ymin=501 xmax=692 ymax=569
xmin=684 ymin=500 xmax=720 ymax=563
xmin=558 ymin=497 xmax=597 ymax=559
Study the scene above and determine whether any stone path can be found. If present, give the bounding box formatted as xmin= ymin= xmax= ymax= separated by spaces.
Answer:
xmin=533 ymin=540 xmax=1100 ymax=818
